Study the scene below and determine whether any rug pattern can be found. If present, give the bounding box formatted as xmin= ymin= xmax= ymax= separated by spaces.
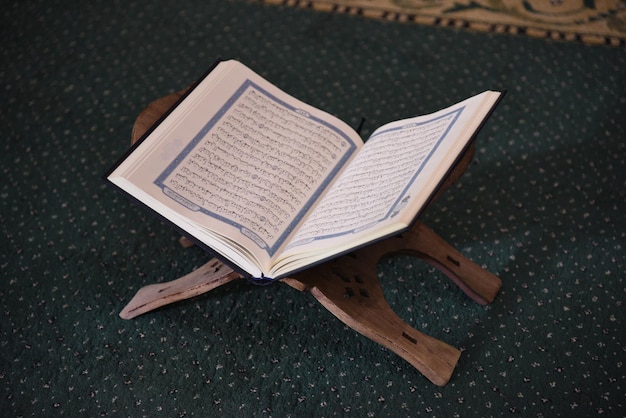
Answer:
xmin=261 ymin=0 xmax=626 ymax=46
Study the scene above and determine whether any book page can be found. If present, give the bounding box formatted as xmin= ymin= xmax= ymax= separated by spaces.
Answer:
xmin=275 ymin=91 xmax=500 ymax=275
xmin=153 ymin=79 xmax=358 ymax=253
xmin=108 ymin=60 xmax=361 ymax=276
xmin=288 ymin=109 xmax=459 ymax=243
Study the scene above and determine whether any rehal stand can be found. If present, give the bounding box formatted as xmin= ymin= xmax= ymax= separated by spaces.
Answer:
xmin=119 ymin=90 xmax=502 ymax=386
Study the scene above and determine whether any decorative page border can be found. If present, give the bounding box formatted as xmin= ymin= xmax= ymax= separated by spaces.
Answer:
xmin=287 ymin=107 xmax=463 ymax=249
xmin=155 ymin=79 xmax=358 ymax=256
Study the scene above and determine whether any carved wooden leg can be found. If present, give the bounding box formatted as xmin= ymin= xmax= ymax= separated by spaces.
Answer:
xmin=119 ymin=221 xmax=501 ymax=385
xmin=281 ymin=221 xmax=501 ymax=386
xmin=376 ymin=222 xmax=502 ymax=305
xmin=283 ymin=257 xmax=462 ymax=386
xmin=119 ymin=259 xmax=241 ymax=319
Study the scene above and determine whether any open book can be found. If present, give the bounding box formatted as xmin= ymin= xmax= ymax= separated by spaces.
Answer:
xmin=105 ymin=59 xmax=502 ymax=282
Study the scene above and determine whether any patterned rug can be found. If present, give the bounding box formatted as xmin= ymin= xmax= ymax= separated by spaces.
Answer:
xmin=261 ymin=0 xmax=626 ymax=46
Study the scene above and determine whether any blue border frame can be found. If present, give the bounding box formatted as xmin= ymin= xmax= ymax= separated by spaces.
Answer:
xmin=154 ymin=79 xmax=358 ymax=256
xmin=288 ymin=106 xmax=464 ymax=248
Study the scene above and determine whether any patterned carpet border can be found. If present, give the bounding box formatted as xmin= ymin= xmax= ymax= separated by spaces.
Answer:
xmin=258 ymin=0 xmax=626 ymax=47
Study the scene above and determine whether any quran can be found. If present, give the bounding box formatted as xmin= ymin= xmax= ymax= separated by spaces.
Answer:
xmin=105 ymin=59 xmax=503 ymax=282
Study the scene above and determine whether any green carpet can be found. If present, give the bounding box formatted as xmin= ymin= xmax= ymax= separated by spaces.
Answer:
xmin=2 ymin=0 xmax=625 ymax=416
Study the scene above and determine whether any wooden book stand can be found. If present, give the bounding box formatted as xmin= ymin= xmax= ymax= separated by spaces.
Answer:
xmin=119 ymin=91 xmax=502 ymax=386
